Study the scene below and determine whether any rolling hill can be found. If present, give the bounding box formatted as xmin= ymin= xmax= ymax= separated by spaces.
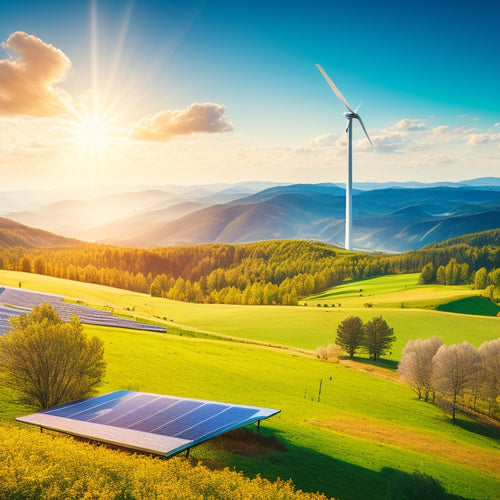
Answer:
xmin=0 ymin=217 xmax=81 ymax=248
xmin=1 ymin=270 xmax=499 ymax=500
xmin=6 ymin=189 xmax=184 ymax=238
xmin=3 ymin=180 xmax=500 ymax=252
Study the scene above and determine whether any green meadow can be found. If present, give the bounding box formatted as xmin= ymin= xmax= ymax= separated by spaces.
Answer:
xmin=1 ymin=270 xmax=499 ymax=499
xmin=304 ymin=273 xmax=480 ymax=308
xmin=1 ymin=271 xmax=497 ymax=359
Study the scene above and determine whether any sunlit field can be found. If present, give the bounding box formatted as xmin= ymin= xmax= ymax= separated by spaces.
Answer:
xmin=2 ymin=324 xmax=500 ymax=500
xmin=2 ymin=327 xmax=500 ymax=499
xmin=1 ymin=270 xmax=499 ymax=498
xmin=1 ymin=271 xmax=497 ymax=360
xmin=303 ymin=273 xmax=480 ymax=308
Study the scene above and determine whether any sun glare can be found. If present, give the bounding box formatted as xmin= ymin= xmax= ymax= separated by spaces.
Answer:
xmin=75 ymin=116 xmax=110 ymax=153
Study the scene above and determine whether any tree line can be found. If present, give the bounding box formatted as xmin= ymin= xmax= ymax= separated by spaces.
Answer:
xmin=0 ymin=232 xmax=498 ymax=305
xmin=418 ymin=259 xmax=500 ymax=303
xmin=0 ymin=241 xmax=395 ymax=304
xmin=398 ymin=336 xmax=500 ymax=423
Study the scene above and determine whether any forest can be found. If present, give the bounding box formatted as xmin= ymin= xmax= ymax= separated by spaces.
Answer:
xmin=0 ymin=231 xmax=499 ymax=305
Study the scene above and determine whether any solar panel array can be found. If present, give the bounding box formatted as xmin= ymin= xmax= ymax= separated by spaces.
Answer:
xmin=17 ymin=391 xmax=280 ymax=456
xmin=0 ymin=286 xmax=165 ymax=335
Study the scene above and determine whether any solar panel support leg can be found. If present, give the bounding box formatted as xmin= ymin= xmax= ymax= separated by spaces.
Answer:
xmin=257 ymin=420 xmax=261 ymax=434
xmin=40 ymin=427 xmax=43 ymax=434
xmin=186 ymin=447 xmax=191 ymax=458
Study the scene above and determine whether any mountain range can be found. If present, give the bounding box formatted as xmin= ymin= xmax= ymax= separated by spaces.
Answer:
xmin=2 ymin=178 xmax=499 ymax=253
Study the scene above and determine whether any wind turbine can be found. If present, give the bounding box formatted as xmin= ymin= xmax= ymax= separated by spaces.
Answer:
xmin=316 ymin=64 xmax=373 ymax=251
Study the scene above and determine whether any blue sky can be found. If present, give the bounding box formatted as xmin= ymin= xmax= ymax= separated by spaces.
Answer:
xmin=0 ymin=0 xmax=499 ymax=189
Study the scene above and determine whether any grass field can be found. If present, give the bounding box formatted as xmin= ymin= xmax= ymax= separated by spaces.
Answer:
xmin=303 ymin=273 xmax=480 ymax=309
xmin=437 ymin=296 xmax=500 ymax=316
xmin=1 ymin=270 xmax=499 ymax=499
xmin=1 ymin=271 xmax=498 ymax=360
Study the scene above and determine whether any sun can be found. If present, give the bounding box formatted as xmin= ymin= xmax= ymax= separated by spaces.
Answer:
xmin=75 ymin=115 xmax=110 ymax=154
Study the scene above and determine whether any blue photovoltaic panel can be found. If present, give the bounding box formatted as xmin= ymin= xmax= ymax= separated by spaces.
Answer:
xmin=0 ymin=286 xmax=166 ymax=334
xmin=16 ymin=391 xmax=280 ymax=456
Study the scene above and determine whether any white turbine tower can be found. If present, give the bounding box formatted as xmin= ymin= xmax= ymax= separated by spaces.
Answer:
xmin=316 ymin=64 xmax=373 ymax=251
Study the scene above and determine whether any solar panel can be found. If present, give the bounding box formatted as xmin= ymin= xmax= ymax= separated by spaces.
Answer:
xmin=0 ymin=286 xmax=166 ymax=334
xmin=16 ymin=391 xmax=280 ymax=456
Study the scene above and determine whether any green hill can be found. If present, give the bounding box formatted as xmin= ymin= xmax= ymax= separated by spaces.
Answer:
xmin=0 ymin=271 xmax=499 ymax=499
xmin=436 ymin=296 xmax=500 ymax=316
xmin=423 ymin=228 xmax=500 ymax=248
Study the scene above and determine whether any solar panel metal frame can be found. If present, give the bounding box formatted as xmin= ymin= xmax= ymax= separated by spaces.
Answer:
xmin=16 ymin=391 xmax=280 ymax=456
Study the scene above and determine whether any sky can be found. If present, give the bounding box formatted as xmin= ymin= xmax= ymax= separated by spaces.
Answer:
xmin=0 ymin=0 xmax=499 ymax=191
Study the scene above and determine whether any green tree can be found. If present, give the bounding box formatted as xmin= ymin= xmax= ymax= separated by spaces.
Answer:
xmin=363 ymin=316 xmax=396 ymax=361
xmin=436 ymin=265 xmax=446 ymax=285
xmin=488 ymin=268 xmax=500 ymax=287
xmin=0 ymin=303 xmax=106 ymax=410
xmin=418 ymin=262 xmax=435 ymax=285
xmin=445 ymin=258 xmax=459 ymax=285
xmin=459 ymin=262 xmax=470 ymax=284
xmin=335 ymin=316 xmax=364 ymax=359
xmin=475 ymin=267 xmax=488 ymax=290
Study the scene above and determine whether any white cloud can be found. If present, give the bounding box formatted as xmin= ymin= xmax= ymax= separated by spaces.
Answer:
xmin=129 ymin=102 xmax=233 ymax=141
xmin=0 ymin=32 xmax=71 ymax=117
xmin=307 ymin=133 xmax=340 ymax=147
xmin=364 ymin=133 xmax=405 ymax=153
xmin=432 ymin=125 xmax=450 ymax=135
xmin=466 ymin=133 xmax=500 ymax=145
xmin=394 ymin=119 xmax=430 ymax=132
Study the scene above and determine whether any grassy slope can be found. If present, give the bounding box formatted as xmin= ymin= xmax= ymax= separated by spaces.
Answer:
xmin=303 ymin=273 xmax=480 ymax=308
xmin=436 ymin=296 xmax=500 ymax=316
xmin=3 ymin=324 xmax=500 ymax=499
xmin=1 ymin=271 xmax=499 ymax=499
xmin=1 ymin=271 xmax=498 ymax=361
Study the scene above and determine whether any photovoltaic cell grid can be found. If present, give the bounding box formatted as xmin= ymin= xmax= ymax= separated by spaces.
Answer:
xmin=17 ymin=391 xmax=280 ymax=456
xmin=0 ymin=286 xmax=165 ymax=334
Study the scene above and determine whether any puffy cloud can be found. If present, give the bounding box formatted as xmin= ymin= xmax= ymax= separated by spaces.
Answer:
xmin=364 ymin=133 xmax=405 ymax=153
xmin=0 ymin=32 xmax=71 ymax=117
xmin=466 ymin=133 xmax=499 ymax=145
xmin=307 ymin=132 xmax=340 ymax=147
xmin=130 ymin=102 xmax=233 ymax=141
xmin=433 ymin=125 xmax=450 ymax=135
xmin=394 ymin=119 xmax=430 ymax=132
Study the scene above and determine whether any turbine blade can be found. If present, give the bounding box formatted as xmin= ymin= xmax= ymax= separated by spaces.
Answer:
xmin=316 ymin=64 xmax=355 ymax=113
xmin=356 ymin=116 xmax=374 ymax=150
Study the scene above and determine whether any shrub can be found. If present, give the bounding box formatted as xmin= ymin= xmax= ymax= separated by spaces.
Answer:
xmin=0 ymin=424 xmax=329 ymax=499
xmin=0 ymin=303 xmax=105 ymax=410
